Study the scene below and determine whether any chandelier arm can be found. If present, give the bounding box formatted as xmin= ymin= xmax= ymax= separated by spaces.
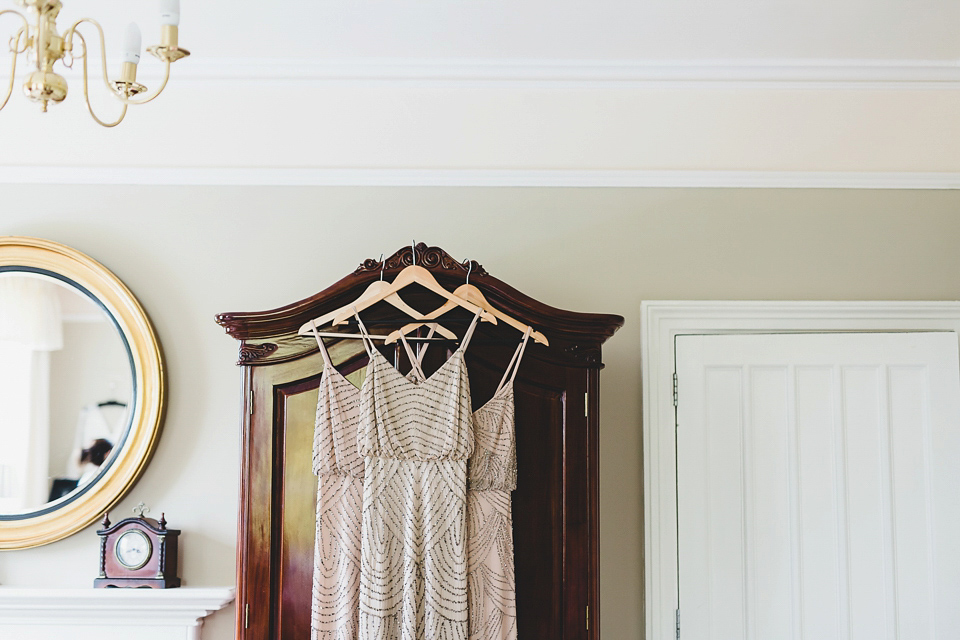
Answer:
xmin=0 ymin=10 xmax=29 ymax=113
xmin=0 ymin=9 xmax=28 ymax=42
xmin=0 ymin=26 xmax=27 ymax=113
xmin=11 ymin=25 xmax=28 ymax=54
xmin=74 ymin=30 xmax=127 ymax=127
xmin=63 ymin=18 xmax=172 ymax=107
xmin=126 ymin=60 xmax=170 ymax=105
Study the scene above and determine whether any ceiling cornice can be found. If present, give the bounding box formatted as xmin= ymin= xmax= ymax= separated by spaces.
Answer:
xmin=2 ymin=168 xmax=959 ymax=189
xmin=121 ymin=58 xmax=960 ymax=89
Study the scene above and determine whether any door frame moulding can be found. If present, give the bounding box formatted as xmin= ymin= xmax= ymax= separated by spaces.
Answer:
xmin=639 ymin=300 xmax=960 ymax=640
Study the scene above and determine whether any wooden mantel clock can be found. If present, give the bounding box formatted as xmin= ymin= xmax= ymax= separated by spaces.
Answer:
xmin=94 ymin=503 xmax=181 ymax=588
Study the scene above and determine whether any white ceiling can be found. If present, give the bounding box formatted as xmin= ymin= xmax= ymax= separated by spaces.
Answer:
xmin=274 ymin=0 xmax=960 ymax=61
xmin=18 ymin=0 xmax=960 ymax=65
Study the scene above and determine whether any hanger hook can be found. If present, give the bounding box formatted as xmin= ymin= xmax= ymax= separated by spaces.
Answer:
xmin=466 ymin=260 xmax=472 ymax=286
xmin=411 ymin=240 xmax=416 ymax=266
xmin=379 ymin=253 xmax=385 ymax=281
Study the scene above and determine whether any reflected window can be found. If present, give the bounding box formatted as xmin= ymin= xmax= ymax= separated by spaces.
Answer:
xmin=0 ymin=273 xmax=131 ymax=513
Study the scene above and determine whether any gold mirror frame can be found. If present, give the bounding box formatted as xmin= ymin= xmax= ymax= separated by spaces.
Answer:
xmin=0 ymin=236 xmax=165 ymax=549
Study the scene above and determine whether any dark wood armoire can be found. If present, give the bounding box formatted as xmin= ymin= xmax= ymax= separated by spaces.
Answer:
xmin=216 ymin=244 xmax=622 ymax=640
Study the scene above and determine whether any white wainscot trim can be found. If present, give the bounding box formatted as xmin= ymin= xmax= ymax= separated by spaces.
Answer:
xmin=640 ymin=301 xmax=960 ymax=640
xmin=0 ymin=587 xmax=235 ymax=640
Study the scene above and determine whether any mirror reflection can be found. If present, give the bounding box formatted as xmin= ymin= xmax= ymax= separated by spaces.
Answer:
xmin=0 ymin=271 xmax=133 ymax=515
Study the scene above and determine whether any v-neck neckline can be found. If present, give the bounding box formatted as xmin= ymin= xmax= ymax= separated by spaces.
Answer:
xmin=473 ymin=380 xmax=513 ymax=414
xmin=371 ymin=345 xmax=465 ymax=387
xmin=321 ymin=362 xmax=362 ymax=393
xmin=320 ymin=344 xmax=467 ymax=393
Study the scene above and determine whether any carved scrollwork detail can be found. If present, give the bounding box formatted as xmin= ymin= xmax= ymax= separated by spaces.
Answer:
xmin=355 ymin=243 xmax=488 ymax=278
xmin=563 ymin=343 xmax=602 ymax=366
xmin=238 ymin=342 xmax=279 ymax=365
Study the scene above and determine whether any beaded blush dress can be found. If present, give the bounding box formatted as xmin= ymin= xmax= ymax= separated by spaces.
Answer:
xmin=404 ymin=326 xmax=531 ymax=640
xmin=465 ymin=328 xmax=530 ymax=640
xmin=354 ymin=311 xmax=483 ymax=640
xmin=309 ymin=329 xmax=365 ymax=640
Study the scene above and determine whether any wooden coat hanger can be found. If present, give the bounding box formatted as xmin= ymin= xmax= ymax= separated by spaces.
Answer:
xmin=330 ymin=242 xmax=497 ymax=328
xmin=304 ymin=320 xmax=450 ymax=341
xmin=385 ymin=262 xmax=548 ymax=345
xmin=297 ymin=253 xmax=457 ymax=339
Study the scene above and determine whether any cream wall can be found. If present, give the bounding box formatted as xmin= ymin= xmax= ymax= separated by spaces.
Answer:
xmin=2 ymin=186 xmax=960 ymax=640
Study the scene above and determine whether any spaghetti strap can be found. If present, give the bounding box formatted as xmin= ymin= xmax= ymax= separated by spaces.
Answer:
xmin=459 ymin=308 xmax=484 ymax=352
xmin=398 ymin=333 xmax=425 ymax=381
xmin=495 ymin=326 xmax=533 ymax=394
xmin=308 ymin=320 xmax=335 ymax=371
xmin=509 ymin=327 xmax=532 ymax=384
xmin=416 ymin=324 xmax=437 ymax=364
xmin=352 ymin=307 xmax=375 ymax=357
xmin=399 ymin=324 xmax=440 ymax=381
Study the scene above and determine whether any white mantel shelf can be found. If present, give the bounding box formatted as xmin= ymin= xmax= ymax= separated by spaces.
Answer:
xmin=0 ymin=586 xmax=235 ymax=640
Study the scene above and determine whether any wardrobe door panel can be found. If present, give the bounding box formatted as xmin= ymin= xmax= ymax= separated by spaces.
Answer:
xmin=242 ymin=366 xmax=286 ymax=640
xmin=514 ymin=378 xmax=567 ymax=639
xmin=243 ymin=355 xmax=321 ymax=640
xmin=467 ymin=350 xmax=588 ymax=639
xmin=276 ymin=378 xmax=321 ymax=640
xmin=249 ymin=353 xmax=369 ymax=640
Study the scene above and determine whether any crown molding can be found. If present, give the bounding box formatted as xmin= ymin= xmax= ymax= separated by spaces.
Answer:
xmin=123 ymin=57 xmax=960 ymax=89
xmin=1 ymin=167 xmax=960 ymax=188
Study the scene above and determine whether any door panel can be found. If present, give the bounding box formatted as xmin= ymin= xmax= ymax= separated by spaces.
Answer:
xmin=676 ymin=332 xmax=960 ymax=640
xmin=795 ymin=366 xmax=842 ymax=639
xmin=841 ymin=366 xmax=895 ymax=640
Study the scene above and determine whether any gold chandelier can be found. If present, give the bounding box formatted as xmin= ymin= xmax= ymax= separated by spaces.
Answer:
xmin=0 ymin=0 xmax=189 ymax=127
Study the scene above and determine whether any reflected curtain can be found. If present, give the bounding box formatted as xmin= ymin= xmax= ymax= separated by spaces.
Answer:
xmin=0 ymin=277 xmax=63 ymax=349
xmin=0 ymin=278 xmax=62 ymax=510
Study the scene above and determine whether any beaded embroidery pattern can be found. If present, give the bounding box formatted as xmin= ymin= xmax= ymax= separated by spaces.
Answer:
xmin=312 ymin=311 xmax=528 ymax=640
xmin=356 ymin=314 xmax=481 ymax=640
xmin=466 ymin=386 xmax=520 ymax=640
xmin=311 ymin=348 xmax=366 ymax=640
xmin=465 ymin=329 xmax=529 ymax=640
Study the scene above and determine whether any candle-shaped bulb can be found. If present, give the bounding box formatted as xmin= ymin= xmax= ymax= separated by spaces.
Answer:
xmin=160 ymin=0 xmax=180 ymax=26
xmin=121 ymin=23 xmax=141 ymax=65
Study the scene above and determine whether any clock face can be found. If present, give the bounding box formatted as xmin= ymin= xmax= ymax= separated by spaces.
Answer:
xmin=115 ymin=529 xmax=152 ymax=570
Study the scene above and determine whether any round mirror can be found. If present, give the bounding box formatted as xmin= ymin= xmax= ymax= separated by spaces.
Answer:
xmin=0 ymin=237 xmax=164 ymax=549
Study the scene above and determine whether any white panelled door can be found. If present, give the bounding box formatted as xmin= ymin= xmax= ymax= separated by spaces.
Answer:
xmin=676 ymin=332 xmax=960 ymax=640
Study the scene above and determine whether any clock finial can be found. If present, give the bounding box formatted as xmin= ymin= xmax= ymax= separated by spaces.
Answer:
xmin=159 ymin=513 xmax=167 ymax=530
xmin=132 ymin=502 xmax=149 ymax=518
xmin=101 ymin=512 xmax=110 ymax=527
